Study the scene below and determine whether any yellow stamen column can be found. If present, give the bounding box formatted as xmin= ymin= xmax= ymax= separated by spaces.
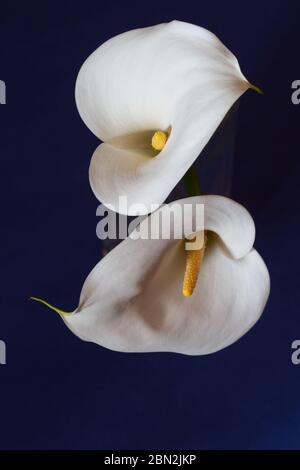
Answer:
xmin=182 ymin=233 xmax=207 ymax=297
xmin=151 ymin=131 xmax=168 ymax=151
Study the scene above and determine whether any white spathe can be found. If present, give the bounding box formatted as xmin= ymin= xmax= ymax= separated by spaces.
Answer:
xmin=62 ymin=196 xmax=270 ymax=355
xmin=75 ymin=21 xmax=252 ymax=215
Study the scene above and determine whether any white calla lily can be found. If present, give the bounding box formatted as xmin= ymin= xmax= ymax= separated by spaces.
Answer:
xmin=32 ymin=196 xmax=270 ymax=355
xmin=75 ymin=21 xmax=259 ymax=215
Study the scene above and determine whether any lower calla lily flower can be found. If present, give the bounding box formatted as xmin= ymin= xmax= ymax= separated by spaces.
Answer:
xmin=32 ymin=196 xmax=270 ymax=355
xmin=76 ymin=21 xmax=261 ymax=215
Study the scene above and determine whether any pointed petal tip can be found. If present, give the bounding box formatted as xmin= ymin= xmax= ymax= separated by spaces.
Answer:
xmin=249 ymin=82 xmax=264 ymax=95
xmin=29 ymin=296 xmax=73 ymax=316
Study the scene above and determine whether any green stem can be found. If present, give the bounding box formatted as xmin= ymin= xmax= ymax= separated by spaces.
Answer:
xmin=184 ymin=165 xmax=201 ymax=197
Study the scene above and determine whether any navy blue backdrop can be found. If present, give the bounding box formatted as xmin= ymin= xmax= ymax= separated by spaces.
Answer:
xmin=1 ymin=0 xmax=299 ymax=450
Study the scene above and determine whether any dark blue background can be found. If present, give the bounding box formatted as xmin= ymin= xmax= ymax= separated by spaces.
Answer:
xmin=1 ymin=0 xmax=299 ymax=450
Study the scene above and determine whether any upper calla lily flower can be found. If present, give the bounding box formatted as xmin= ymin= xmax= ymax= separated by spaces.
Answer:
xmin=75 ymin=21 xmax=260 ymax=216
xmin=32 ymin=196 xmax=270 ymax=355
